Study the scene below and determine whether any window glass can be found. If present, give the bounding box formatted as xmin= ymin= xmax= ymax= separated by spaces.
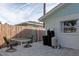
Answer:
xmin=61 ymin=20 xmax=77 ymax=33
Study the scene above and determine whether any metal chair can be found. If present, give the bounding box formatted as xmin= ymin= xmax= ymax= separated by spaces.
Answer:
xmin=24 ymin=36 xmax=33 ymax=48
xmin=3 ymin=36 xmax=16 ymax=52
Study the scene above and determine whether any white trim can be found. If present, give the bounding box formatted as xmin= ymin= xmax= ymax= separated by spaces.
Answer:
xmin=59 ymin=13 xmax=79 ymax=21
xmin=39 ymin=3 xmax=66 ymax=22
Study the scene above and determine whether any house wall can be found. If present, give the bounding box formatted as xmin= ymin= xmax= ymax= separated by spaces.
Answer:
xmin=44 ymin=4 xmax=79 ymax=49
xmin=52 ymin=4 xmax=79 ymax=17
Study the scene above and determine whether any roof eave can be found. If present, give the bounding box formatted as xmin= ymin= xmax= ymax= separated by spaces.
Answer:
xmin=39 ymin=3 xmax=65 ymax=22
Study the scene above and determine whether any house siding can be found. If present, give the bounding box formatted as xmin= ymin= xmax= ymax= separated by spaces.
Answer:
xmin=44 ymin=4 xmax=79 ymax=49
xmin=52 ymin=4 xmax=79 ymax=17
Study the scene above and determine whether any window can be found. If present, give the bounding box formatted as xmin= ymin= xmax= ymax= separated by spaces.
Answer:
xmin=61 ymin=20 xmax=77 ymax=33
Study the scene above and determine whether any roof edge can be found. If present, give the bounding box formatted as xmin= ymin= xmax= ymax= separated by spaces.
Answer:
xmin=39 ymin=3 xmax=65 ymax=22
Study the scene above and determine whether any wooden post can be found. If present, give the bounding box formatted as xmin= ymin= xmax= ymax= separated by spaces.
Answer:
xmin=43 ymin=3 xmax=46 ymax=27
xmin=43 ymin=3 xmax=46 ymax=15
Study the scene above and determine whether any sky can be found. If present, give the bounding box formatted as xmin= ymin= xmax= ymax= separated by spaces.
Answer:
xmin=0 ymin=3 xmax=59 ymax=25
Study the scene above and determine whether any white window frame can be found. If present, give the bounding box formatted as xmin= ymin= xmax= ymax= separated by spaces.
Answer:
xmin=61 ymin=19 xmax=77 ymax=33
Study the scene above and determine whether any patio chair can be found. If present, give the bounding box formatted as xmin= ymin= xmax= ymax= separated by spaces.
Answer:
xmin=24 ymin=41 xmax=32 ymax=48
xmin=3 ymin=36 xmax=16 ymax=52
xmin=3 ymin=36 xmax=9 ymax=47
xmin=24 ymin=36 xmax=33 ymax=48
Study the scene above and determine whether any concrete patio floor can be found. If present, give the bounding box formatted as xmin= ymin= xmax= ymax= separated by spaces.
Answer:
xmin=0 ymin=41 xmax=79 ymax=56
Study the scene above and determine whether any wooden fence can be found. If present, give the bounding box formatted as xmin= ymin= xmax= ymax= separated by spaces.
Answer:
xmin=0 ymin=24 xmax=45 ymax=47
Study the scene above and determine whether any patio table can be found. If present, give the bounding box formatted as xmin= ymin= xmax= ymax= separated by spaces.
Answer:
xmin=11 ymin=38 xmax=31 ymax=46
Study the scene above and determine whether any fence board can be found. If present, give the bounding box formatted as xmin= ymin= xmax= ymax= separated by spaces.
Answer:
xmin=0 ymin=24 xmax=45 ymax=47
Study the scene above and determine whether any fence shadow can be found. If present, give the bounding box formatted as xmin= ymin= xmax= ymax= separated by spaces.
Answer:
xmin=11 ymin=28 xmax=45 ymax=42
xmin=0 ymin=24 xmax=45 ymax=48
